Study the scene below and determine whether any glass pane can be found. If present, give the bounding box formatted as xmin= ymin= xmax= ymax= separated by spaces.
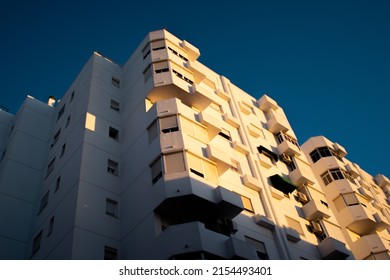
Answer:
xmin=343 ymin=193 xmax=359 ymax=206
xmin=150 ymin=157 xmax=162 ymax=178
xmin=148 ymin=120 xmax=158 ymax=143
xmin=160 ymin=116 xmax=178 ymax=130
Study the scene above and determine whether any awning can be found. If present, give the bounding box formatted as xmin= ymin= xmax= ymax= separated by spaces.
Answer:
xmin=269 ymin=174 xmax=297 ymax=194
xmin=257 ymin=145 xmax=278 ymax=162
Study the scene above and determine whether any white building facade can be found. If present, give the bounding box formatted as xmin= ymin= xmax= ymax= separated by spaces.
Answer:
xmin=0 ymin=29 xmax=389 ymax=260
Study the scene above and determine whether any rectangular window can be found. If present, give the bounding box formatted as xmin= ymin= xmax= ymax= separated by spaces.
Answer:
xmin=150 ymin=157 xmax=163 ymax=184
xmin=154 ymin=61 xmax=169 ymax=74
xmin=187 ymin=153 xmax=218 ymax=184
xmin=57 ymin=104 xmax=65 ymax=121
xmin=241 ymin=195 xmax=254 ymax=213
xmin=287 ymin=161 xmax=296 ymax=172
xmin=110 ymin=100 xmax=120 ymax=112
xmin=218 ymin=129 xmax=231 ymax=141
xmin=55 ymin=176 xmax=61 ymax=193
xmin=104 ymin=246 xmax=118 ymax=260
xmin=106 ymin=199 xmax=118 ymax=217
xmin=180 ymin=117 xmax=208 ymax=143
xmin=47 ymin=216 xmax=54 ymax=236
xmin=46 ymin=157 xmax=56 ymax=177
xmin=142 ymin=44 xmax=151 ymax=59
xmin=285 ymin=216 xmax=304 ymax=235
xmin=109 ymin=127 xmax=119 ymax=141
xmin=165 ymin=152 xmax=186 ymax=174
xmin=32 ymin=231 xmax=43 ymax=256
xmin=60 ymin=143 xmax=66 ymax=158
xmin=245 ymin=236 xmax=269 ymax=260
xmin=147 ymin=120 xmax=158 ymax=143
xmin=160 ymin=115 xmax=179 ymax=133
xmin=143 ymin=64 xmax=152 ymax=82
xmin=52 ymin=129 xmax=61 ymax=147
xmin=38 ymin=191 xmax=49 ymax=214
xmin=70 ymin=91 xmax=75 ymax=102
xmin=111 ymin=77 xmax=120 ymax=88
xmin=107 ymin=159 xmax=119 ymax=176
xmin=65 ymin=115 xmax=71 ymax=128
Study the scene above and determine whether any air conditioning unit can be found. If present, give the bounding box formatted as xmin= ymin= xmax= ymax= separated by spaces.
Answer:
xmin=297 ymin=192 xmax=309 ymax=204
xmin=311 ymin=221 xmax=323 ymax=235
xmin=280 ymin=153 xmax=292 ymax=163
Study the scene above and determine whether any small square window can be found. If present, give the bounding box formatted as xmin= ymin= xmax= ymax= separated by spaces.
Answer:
xmin=104 ymin=246 xmax=118 ymax=260
xmin=109 ymin=127 xmax=119 ymax=141
xmin=106 ymin=199 xmax=118 ymax=218
xmin=107 ymin=159 xmax=119 ymax=176
xmin=111 ymin=77 xmax=120 ymax=88
xmin=241 ymin=195 xmax=254 ymax=213
xmin=110 ymin=100 xmax=120 ymax=112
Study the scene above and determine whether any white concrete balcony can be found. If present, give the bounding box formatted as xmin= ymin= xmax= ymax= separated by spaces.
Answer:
xmin=326 ymin=180 xmax=357 ymax=201
xmin=215 ymin=89 xmax=231 ymax=101
xmin=180 ymin=40 xmax=200 ymax=61
xmin=185 ymin=60 xmax=206 ymax=84
xmin=339 ymin=205 xmax=377 ymax=235
xmin=375 ymin=174 xmax=390 ymax=188
xmin=247 ymin=123 xmax=263 ymax=138
xmin=231 ymin=141 xmax=249 ymax=155
xmin=302 ymin=199 xmax=331 ymax=221
xmin=198 ymin=111 xmax=222 ymax=139
xmin=241 ymin=174 xmax=262 ymax=192
xmin=206 ymin=144 xmax=232 ymax=174
xmin=373 ymin=211 xmax=390 ymax=231
xmin=266 ymin=109 xmax=289 ymax=133
xmin=351 ymin=234 xmax=390 ymax=260
xmin=317 ymin=237 xmax=350 ymax=260
xmin=253 ymin=215 xmax=275 ymax=230
xmin=288 ymin=157 xmax=316 ymax=186
xmin=277 ymin=139 xmax=301 ymax=157
xmin=357 ymin=186 xmax=374 ymax=201
xmin=257 ymin=95 xmax=279 ymax=112
xmin=345 ymin=163 xmax=360 ymax=178
xmin=156 ymin=222 xmax=257 ymax=259
xmin=222 ymin=113 xmax=240 ymax=128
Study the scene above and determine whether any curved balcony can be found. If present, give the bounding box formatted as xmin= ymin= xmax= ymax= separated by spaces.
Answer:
xmin=288 ymin=157 xmax=316 ymax=186
xmin=338 ymin=204 xmax=376 ymax=235
xmin=351 ymin=234 xmax=390 ymax=260
xmin=317 ymin=237 xmax=350 ymax=260
xmin=302 ymin=199 xmax=331 ymax=221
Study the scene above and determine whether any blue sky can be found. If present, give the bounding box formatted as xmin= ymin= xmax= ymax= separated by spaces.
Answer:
xmin=1 ymin=0 xmax=389 ymax=176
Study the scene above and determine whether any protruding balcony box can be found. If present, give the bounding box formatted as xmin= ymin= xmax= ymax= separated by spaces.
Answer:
xmin=257 ymin=95 xmax=279 ymax=112
xmin=154 ymin=178 xmax=244 ymax=222
xmin=276 ymin=138 xmax=301 ymax=157
xmin=317 ymin=237 xmax=350 ymax=260
xmin=284 ymin=227 xmax=301 ymax=243
xmin=339 ymin=205 xmax=377 ymax=235
xmin=222 ymin=113 xmax=240 ymax=128
xmin=266 ymin=109 xmax=290 ymax=133
xmin=206 ymin=144 xmax=232 ymax=174
xmin=226 ymin=237 xmax=259 ymax=260
xmin=351 ymin=234 xmax=390 ymax=260
xmin=215 ymin=89 xmax=230 ymax=101
xmin=373 ymin=212 xmax=390 ymax=231
xmin=231 ymin=141 xmax=249 ymax=154
xmin=288 ymin=157 xmax=316 ymax=186
xmin=326 ymin=180 xmax=356 ymax=201
xmin=357 ymin=186 xmax=374 ymax=201
xmin=345 ymin=163 xmax=360 ymax=178
xmin=160 ymin=132 xmax=184 ymax=153
xmin=241 ymin=174 xmax=262 ymax=192
xmin=253 ymin=215 xmax=275 ymax=230
xmin=333 ymin=143 xmax=347 ymax=158
xmin=302 ymin=200 xmax=331 ymax=221
xmin=375 ymin=174 xmax=390 ymax=188
xmin=156 ymin=98 xmax=179 ymax=117
xmin=180 ymin=40 xmax=200 ymax=61
xmin=186 ymin=60 xmax=206 ymax=84
xmin=247 ymin=123 xmax=263 ymax=138
xmin=198 ymin=111 xmax=222 ymax=139
xmin=151 ymin=47 xmax=169 ymax=63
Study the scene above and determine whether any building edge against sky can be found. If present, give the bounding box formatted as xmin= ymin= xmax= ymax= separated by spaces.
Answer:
xmin=0 ymin=29 xmax=389 ymax=260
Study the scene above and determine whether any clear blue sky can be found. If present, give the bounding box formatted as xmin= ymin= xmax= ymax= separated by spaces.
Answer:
xmin=1 ymin=0 xmax=389 ymax=176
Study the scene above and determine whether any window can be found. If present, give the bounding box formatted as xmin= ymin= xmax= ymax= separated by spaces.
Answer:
xmin=110 ymin=100 xmax=120 ymax=112
xmin=46 ymin=157 xmax=56 ymax=177
xmin=154 ymin=61 xmax=169 ymax=74
xmin=111 ymin=76 xmax=120 ymax=88
xmin=245 ymin=236 xmax=269 ymax=260
xmin=218 ymin=129 xmax=231 ymax=141
xmin=32 ymin=231 xmax=43 ymax=256
xmin=104 ymin=246 xmax=118 ymax=260
xmin=57 ymin=104 xmax=65 ymax=121
xmin=38 ymin=191 xmax=49 ymax=214
xmin=165 ymin=152 xmax=186 ymax=174
xmin=107 ymin=159 xmax=119 ymax=176
xmin=106 ymin=199 xmax=118 ymax=217
xmin=52 ymin=129 xmax=61 ymax=147
xmin=142 ymin=44 xmax=151 ymax=59
xmin=150 ymin=157 xmax=163 ymax=184
xmin=147 ymin=120 xmax=158 ymax=143
xmin=321 ymin=168 xmax=355 ymax=186
xmin=70 ymin=91 xmax=75 ymax=102
xmin=143 ymin=64 xmax=152 ymax=82
xmin=47 ymin=216 xmax=54 ymax=236
xmin=333 ymin=192 xmax=366 ymax=212
xmin=109 ymin=127 xmax=119 ymax=141
xmin=65 ymin=115 xmax=71 ymax=128
xmin=180 ymin=117 xmax=208 ymax=143
xmin=160 ymin=115 xmax=178 ymax=133
xmin=172 ymin=69 xmax=193 ymax=85
xmin=168 ymin=46 xmax=188 ymax=62
xmin=55 ymin=176 xmax=61 ymax=193
xmin=286 ymin=160 xmax=296 ymax=172
xmin=276 ymin=132 xmax=300 ymax=149
xmin=187 ymin=153 xmax=218 ymax=184
xmin=310 ymin=146 xmax=343 ymax=163
xmin=285 ymin=216 xmax=304 ymax=235
xmin=60 ymin=143 xmax=66 ymax=158
xmin=241 ymin=195 xmax=254 ymax=213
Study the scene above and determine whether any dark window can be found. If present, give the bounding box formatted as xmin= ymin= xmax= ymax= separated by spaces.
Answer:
xmin=109 ymin=127 xmax=119 ymax=140
xmin=52 ymin=129 xmax=61 ymax=147
xmin=60 ymin=143 xmax=66 ymax=158
xmin=46 ymin=157 xmax=56 ymax=177
xmin=55 ymin=176 xmax=61 ymax=193
xmin=245 ymin=236 xmax=269 ymax=260
xmin=111 ymin=77 xmax=120 ymax=88
xmin=160 ymin=116 xmax=178 ymax=133
xmin=32 ymin=231 xmax=43 ymax=256
xmin=110 ymin=100 xmax=120 ymax=112
xmin=190 ymin=168 xmax=205 ymax=178
xmin=104 ymin=246 xmax=118 ymax=260
xmin=70 ymin=91 xmax=75 ymax=102
xmin=150 ymin=157 xmax=163 ymax=184
xmin=47 ymin=216 xmax=54 ymax=236
xmin=106 ymin=199 xmax=118 ymax=217
xmin=57 ymin=104 xmax=65 ymax=121
xmin=38 ymin=191 xmax=49 ymax=214
xmin=65 ymin=115 xmax=71 ymax=128
xmin=107 ymin=159 xmax=119 ymax=175
xmin=218 ymin=131 xmax=231 ymax=141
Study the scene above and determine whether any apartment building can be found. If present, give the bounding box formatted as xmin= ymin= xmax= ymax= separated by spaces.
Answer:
xmin=0 ymin=29 xmax=389 ymax=260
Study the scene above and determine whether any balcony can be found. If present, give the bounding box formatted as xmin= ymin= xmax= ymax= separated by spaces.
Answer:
xmin=333 ymin=143 xmax=347 ymax=158
xmin=180 ymin=40 xmax=200 ymax=61
xmin=247 ymin=123 xmax=263 ymax=138
xmin=156 ymin=222 xmax=258 ymax=260
xmin=288 ymin=157 xmax=316 ymax=186
xmin=276 ymin=132 xmax=301 ymax=156
xmin=206 ymin=144 xmax=232 ymax=174
xmin=326 ymin=180 xmax=356 ymax=201
xmin=154 ymin=178 xmax=244 ymax=222
xmin=222 ymin=113 xmax=240 ymax=128
xmin=257 ymin=95 xmax=279 ymax=112
xmin=373 ymin=211 xmax=390 ymax=231
xmin=185 ymin=60 xmax=206 ymax=84
xmin=231 ymin=141 xmax=249 ymax=155
xmin=350 ymin=234 xmax=390 ymax=260
xmin=302 ymin=199 xmax=331 ymax=221
xmin=338 ymin=204 xmax=377 ymax=235
xmin=198 ymin=111 xmax=222 ymax=139
xmin=215 ymin=89 xmax=230 ymax=101
xmin=241 ymin=174 xmax=262 ymax=192
xmin=357 ymin=186 xmax=374 ymax=201
xmin=253 ymin=215 xmax=275 ymax=230
xmin=266 ymin=109 xmax=290 ymax=133
xmin=375 ymin=174 xmax=390 ymax=188
xmin=160 ymin=131 xmax=184 ymax=153
xmin=317 ymin=237 xmax=350 ymax=260
xmin=345 ymin=163 xmax=360 ymax=178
